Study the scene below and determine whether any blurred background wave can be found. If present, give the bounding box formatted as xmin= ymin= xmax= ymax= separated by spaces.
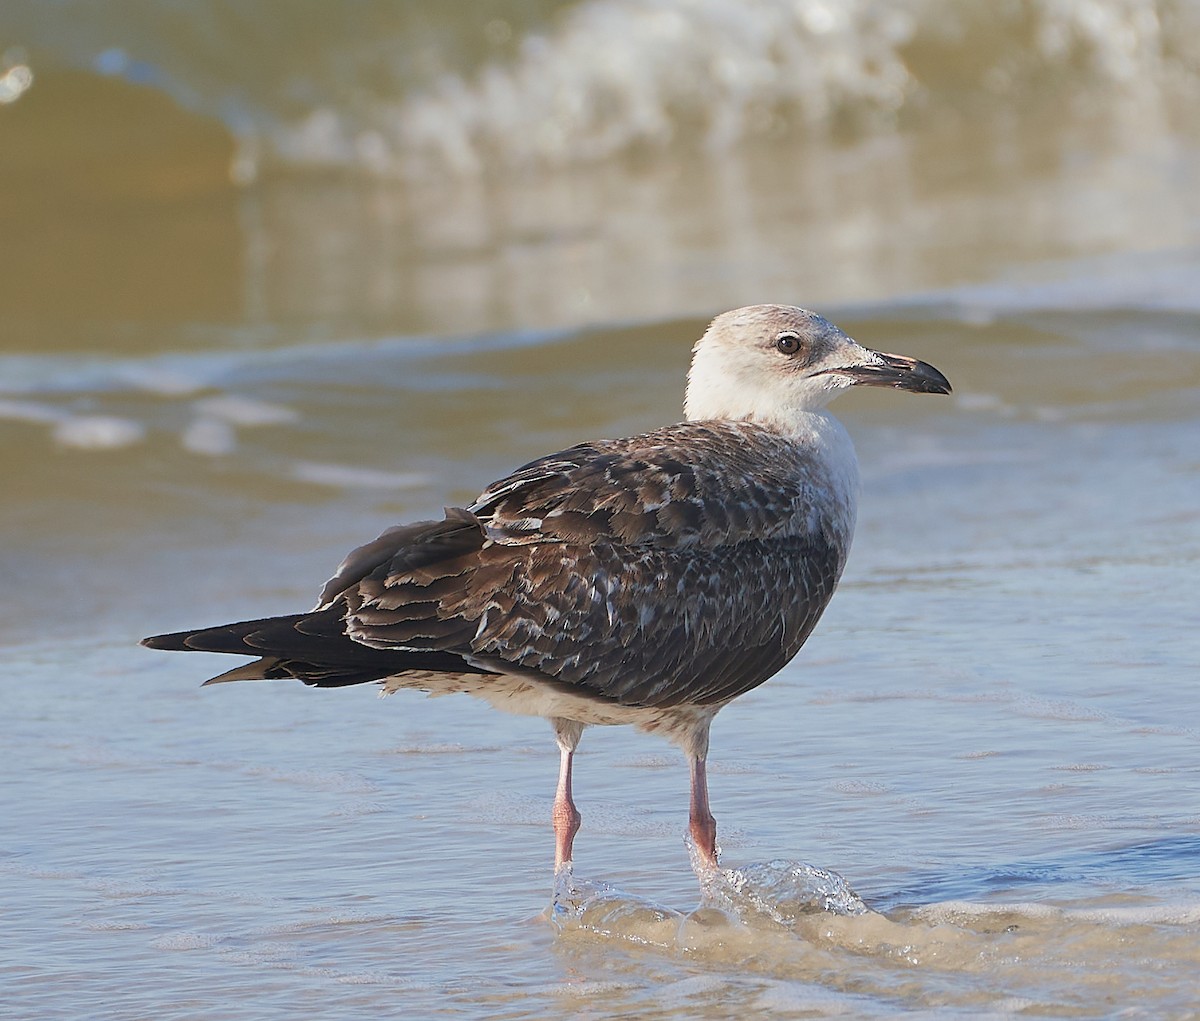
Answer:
xmin=4 ymin=0 xmax=1199 ymax=342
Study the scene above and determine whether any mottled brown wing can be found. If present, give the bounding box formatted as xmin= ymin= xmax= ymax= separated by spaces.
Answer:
xmin=490 ymin=535 xmax=840 ymax=707
xmin=314 ymin=508 xmax=483 ymax=609
xmin=468 ymin=423 xmax=820 ymax=549
xmin=338 ymin=424 xmax=847 ymax=708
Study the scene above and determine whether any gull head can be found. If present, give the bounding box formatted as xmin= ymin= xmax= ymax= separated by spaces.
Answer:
xmin=684 ymin=304 xmax=951 ymax=428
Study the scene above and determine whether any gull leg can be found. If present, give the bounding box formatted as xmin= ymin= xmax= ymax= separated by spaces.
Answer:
xmin=689 ymin=755 xmax=719 ymax=870
xmin=552 ymin=719 xmax=583 ymax=873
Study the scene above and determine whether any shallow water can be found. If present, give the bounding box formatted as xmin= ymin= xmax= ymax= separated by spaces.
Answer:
xmin=4 ymin=285 xmax=1198 ymax=1018
xmin=4 ymin=2 xmax=1200 ymax=1018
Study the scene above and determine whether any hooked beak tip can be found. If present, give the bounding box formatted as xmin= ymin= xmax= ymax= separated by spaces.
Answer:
xmin=840 ymin=352 xmax=952 ymax=395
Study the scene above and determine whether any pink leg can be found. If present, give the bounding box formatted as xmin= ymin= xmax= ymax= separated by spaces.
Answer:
xmin=553 ymin=725 xmax=582 ymax=872
xmin=689 ymin=756 xmax=718 ymax=869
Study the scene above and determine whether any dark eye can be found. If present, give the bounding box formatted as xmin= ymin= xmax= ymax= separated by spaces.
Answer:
xmin=775 ymin=331 xmax=802 ymax=355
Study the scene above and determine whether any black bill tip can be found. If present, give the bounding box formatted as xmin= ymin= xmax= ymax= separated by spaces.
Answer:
xmin=844 ymin=352 xmax=952 ymax=395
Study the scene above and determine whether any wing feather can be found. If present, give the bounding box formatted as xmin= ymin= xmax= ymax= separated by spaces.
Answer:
xmin=331 ymin=422 xmax=849 ymax=708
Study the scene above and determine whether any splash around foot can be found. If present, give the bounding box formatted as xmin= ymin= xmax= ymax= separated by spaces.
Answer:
xmin=549 ymin=842 xmax=869 ymax=948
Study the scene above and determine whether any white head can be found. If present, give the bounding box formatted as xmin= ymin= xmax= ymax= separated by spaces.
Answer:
xmin=684 ymin=304 xmax=950 ymax=429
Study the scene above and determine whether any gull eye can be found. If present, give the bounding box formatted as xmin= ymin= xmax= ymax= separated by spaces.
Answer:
xmin=775 ymin=331 xmax=803 ymax=355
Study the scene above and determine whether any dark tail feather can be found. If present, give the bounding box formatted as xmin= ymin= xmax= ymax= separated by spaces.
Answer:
xmin=141 ymin=610 xmax=491 ymax=689
xmin=141 ymin=614 xmax=316 ymax=654
xmin=201 ymin=657 xmax=285 ymax=685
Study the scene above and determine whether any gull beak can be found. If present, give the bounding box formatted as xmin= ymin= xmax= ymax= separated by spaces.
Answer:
xmin=837 ymin=351 xmax=952 ymax=395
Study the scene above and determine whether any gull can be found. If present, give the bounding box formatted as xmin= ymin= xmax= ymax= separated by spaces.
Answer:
xmin=142 ymin=305 xmax=951 ymax=873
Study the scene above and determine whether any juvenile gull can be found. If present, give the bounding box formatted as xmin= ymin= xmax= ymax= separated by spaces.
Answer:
xmin=142 ymin=305 xmax=950 ymax=872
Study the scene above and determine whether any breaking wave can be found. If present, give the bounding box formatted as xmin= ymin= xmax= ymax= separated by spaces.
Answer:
xmin=6 ymin=0 xmax=1199 ymax=181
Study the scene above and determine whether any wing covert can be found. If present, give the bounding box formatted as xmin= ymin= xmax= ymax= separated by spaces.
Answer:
xmin=335 ymin=420 xmax=852 ymax=707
